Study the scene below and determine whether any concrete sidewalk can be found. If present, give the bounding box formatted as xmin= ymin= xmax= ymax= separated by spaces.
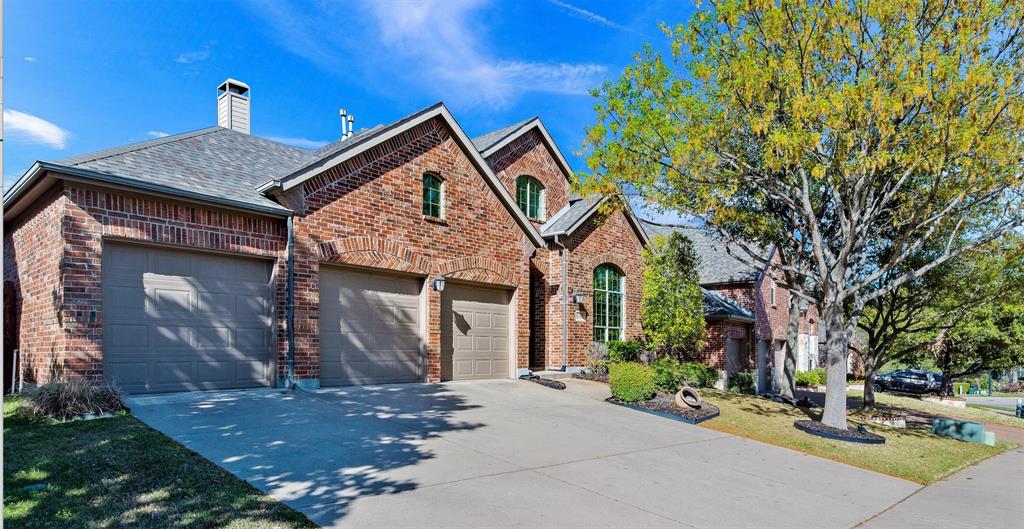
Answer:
xmin=859 ymin=447 xmax=1024 ymax=529
xmin=128 ymin=379 xmax=920 ymax=529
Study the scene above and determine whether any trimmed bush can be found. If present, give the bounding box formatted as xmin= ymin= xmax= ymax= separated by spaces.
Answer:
xmin=609 ymin=362 xmax=656 ymax=402
xmin=607 ymin=340 xmax=645 ymax=363
xmin=728 ymin=371 xmax=756 ymax=394
xmin=680 ymin=361 xmax=719 ymax=388
xmin=795 ymin=370 xmax=820 ymax=387
xmin=811 ymin=368 xmax=828 ymax=385
xmin=27 ymin=378 xmax=125 ymax=421
xmin=650 ymin=356 xmax=683 ymax=393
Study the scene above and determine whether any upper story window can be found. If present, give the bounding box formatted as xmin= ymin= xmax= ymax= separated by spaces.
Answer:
xmin=515 ymin=175 xmax=544 ymax=220
xmin=423 ymin=173 xmax=444 ymax=218
xmin=769 ymin=280 xmax=777 ymax=307
xmin=593 ymin=264 xmax=624 ymax=342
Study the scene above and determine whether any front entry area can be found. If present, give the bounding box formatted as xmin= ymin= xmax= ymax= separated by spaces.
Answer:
xmin=441 ymin=283 xmax=511 ymax=381
xmin=319 ymin=267 xmax=424 ymax=386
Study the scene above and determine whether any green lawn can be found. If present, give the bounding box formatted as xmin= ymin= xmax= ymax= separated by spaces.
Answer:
xmin=3 ymin=397 xmax=315 ymax=529
xmin=967 ymin=403 xmax=1015 ymax=413
xmin=849 ymin=390 xmax=1024 ymax=429
xmin=697 ymin=390 xmax=1015 ymax=484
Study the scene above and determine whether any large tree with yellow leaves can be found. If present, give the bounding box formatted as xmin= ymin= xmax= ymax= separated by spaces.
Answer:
xmin=583 ymin=0 xmax=1024 ymax=429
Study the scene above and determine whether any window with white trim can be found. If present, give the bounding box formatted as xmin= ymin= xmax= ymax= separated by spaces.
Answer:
xmin=515 ymin=175 xmax=544 ymax=220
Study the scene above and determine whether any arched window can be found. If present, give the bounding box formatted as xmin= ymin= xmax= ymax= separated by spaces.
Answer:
xmin=593 ymin=264 xmax=624 ymax=342
xmin=515 ymin=175 xmax=544 ymax=220
xmin=423 ymin=173 xmax=443 ymax=218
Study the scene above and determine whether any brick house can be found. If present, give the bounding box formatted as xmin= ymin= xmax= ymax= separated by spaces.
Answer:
xmin=642 ymin=222 xmax=820 ymax=392
xmin=3 ymin=79 xmax=648 ymax=394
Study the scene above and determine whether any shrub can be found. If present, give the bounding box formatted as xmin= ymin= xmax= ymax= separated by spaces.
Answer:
xmin=27 ymin=378 xmax=125 ymax=421
xmin=795 ymin=370 xmax=820 ymax=387
xmin=810 ymin=368 xmax=828 ymax=385
xmin=650 ymin=356 xmax=683 ymax=393
xmin=584 ymin=342 xmax=609 ymax=374
xmin=609 ymin=362 xmax=655 ymax=402
xmin=728 ymin=371 xmax=756 ymax=394
xmin=680 ymin=361 xmax=719 ymax=388
xmin=607 ymin=340 xmax=645 ymax=363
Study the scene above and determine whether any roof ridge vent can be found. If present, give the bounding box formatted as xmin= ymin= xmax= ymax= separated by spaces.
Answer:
xmin=217 ymin=78 xmax=251 ymax=134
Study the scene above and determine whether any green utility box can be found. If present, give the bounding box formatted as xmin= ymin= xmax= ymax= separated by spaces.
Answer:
xmin=932 ymin=418 xmax=988 ymax=444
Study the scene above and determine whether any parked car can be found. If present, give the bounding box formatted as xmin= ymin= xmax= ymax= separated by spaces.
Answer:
xmin=874 ymin=370 xmax=943 ymax=394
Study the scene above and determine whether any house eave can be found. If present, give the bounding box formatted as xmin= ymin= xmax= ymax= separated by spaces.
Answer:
xmin=3 ymin=162 xmax=293 ymax=222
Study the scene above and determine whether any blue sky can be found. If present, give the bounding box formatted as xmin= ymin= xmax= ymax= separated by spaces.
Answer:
xmin=5 ymin=0 xmax=695 ymax=222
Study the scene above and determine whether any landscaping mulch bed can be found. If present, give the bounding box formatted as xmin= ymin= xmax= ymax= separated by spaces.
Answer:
xmin=608 ymin=393 xmax=720 ymax=424
xmin=794 ymin=419 xmax=886 ymax=444
xmin=572 ymin=372 xmax=609 ymax=383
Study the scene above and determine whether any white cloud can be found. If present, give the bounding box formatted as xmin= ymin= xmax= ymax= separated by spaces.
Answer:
xmin=23 ymin=56 xmax=37 ymax=62
xmin=246 ymin=0 xmax=607 ymax=108
xmin=546 ymin=0 xmax=630 ymax=31
xmin=265 ymin=135 xmax=330 ymax=149
xmin=176 ymin=48 xmax=211 ymax=64
xmin=4 ymin=109 xmax=70 ymax=149
xmin=146 ymin=131 xmax=170 ymax=138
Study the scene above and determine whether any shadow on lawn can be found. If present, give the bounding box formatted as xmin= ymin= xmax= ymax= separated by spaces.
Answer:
xmin=3 ymin=404 xmax=315 ymax=529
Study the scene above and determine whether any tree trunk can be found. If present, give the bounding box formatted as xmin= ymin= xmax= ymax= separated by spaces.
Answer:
xmin=779 ymin=301 xmax=800 ymax=400
xmin=821 ymin=303 xmax=850 ymax=429
xmin=862 ymin=355 xmax=876 ymax=410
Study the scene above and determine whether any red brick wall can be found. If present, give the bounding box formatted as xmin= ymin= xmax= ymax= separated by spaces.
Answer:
xmin=701 ymin=320 xmax=752 ymax=369
xmin=3 ymin=181 xmax=289 ymax=386
xmin=281 ymin=117 xmax=533 ymax=384
xmin=548 ymin=210 xmax=644 ymax=369
xmin=485 ymin=129 xmax=570 ymax=223
xmin=4 ymin=186 xmax=70 ymax=384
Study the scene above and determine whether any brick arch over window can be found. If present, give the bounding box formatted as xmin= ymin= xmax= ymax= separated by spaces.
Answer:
xmin=318 ymin=236 xmax=432 ymax=275
xmin=437 ymin=256 xmax=516 ymax=287
xmin=585 ymin=252 xmax=629 ymax=276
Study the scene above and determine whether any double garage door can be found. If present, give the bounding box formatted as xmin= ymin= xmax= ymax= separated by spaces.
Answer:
xmin=103 ymin=243 xmax=273 ymax=394
xmin=319 ymin=267 xmax=511 ymax=385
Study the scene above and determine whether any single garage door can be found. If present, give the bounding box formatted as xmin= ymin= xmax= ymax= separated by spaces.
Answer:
xmin=319 ymin=267 xmax=423 ymax=385
xmin=103 ymin=243 xmax=273 ymax=394
xmin=442 ymin=283 xmax=510 ymax=381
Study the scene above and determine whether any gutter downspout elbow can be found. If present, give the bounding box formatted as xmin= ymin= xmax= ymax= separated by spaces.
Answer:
xmin=286 ymin=215 xmax=296 ymax=389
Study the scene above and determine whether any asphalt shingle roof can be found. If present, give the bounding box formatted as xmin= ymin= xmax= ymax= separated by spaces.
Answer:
xmin=540 ymin=196 xmax=602 ymax=236
xmin=56 ymin=127 xmax=316 ymax=212
xmin=702 ymin=289 xmax=755 ymax=320
xmin=471 ymin=118 xmax=534 ymax=152
xmin=641 ymin=220 xmax=763 ymax=285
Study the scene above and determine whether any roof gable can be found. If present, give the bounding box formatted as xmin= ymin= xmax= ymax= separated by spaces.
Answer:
xmin=541 ymin=195 xmax=650 ymax=246
xmin=474 ymin=118 xmax=576 ymax=188
xmin=261 ymin=103 xmax=545 ymax=248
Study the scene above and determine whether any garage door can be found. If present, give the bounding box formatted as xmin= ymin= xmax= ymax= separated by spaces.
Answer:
xmin=103 ymin=243 xmax=273 ymax=394
xmin=319 ymin=267 xmax=423 ymax=385
xmin=442 ymin=283 xmax=510 ymax=381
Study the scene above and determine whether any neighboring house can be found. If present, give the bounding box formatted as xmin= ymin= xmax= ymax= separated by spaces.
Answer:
xmin=642 ymin=221 xmax=820 ymax=392
xmin=3 ymin=78 xmax=648 ymax=394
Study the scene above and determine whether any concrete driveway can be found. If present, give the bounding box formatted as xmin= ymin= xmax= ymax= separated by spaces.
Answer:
xmin=127 ymin=379 xmax=919 ymax=529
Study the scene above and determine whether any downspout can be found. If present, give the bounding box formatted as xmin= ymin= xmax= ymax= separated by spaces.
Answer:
xmin=554 ymin=234 xmax=568 ymax=371
xmin=286 ymin=215 xmax=296 ymax=389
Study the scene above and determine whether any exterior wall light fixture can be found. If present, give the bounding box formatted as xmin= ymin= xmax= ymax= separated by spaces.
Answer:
xmin=432 ymin=276 xmax=446 ymax=292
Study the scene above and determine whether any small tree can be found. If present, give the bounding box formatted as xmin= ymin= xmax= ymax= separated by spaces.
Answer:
xmin=642 ymin=232 xmax=706 ymax=356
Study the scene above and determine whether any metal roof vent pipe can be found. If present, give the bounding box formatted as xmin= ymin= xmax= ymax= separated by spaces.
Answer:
xmin=339 ymin=109 xmax=356 ymax=139
xmin=217 ymin=78 xmax=251 ymax=134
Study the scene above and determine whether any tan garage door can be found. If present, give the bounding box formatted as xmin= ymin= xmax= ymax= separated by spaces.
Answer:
xmin=103 ymin=243 xmax=273 ymax=394
xmin=442 ymin=283 xmax=510 ymax=381
xmin=319 ymin=267 xmax=423 ymax=386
